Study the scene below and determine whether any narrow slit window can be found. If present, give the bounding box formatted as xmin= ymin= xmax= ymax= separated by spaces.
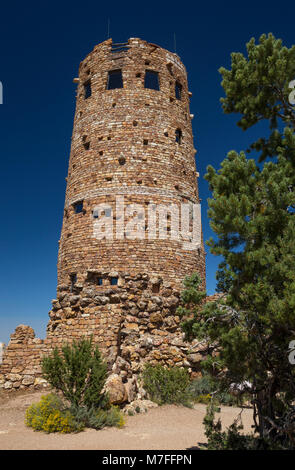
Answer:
xmin=144 ymin=70 xmax=159 ymax=90
xmin=97 ymin=277 xmax=103 ymax=286
xmin=175 ymin=128 xmax=182 ymax=144
xmin=84 ymin=80 xmax=91 ymax=99
xmin=73 ymin=201 xmax=84 ymax=214
xmin=175 ymin=81 xmax=182 ymax=100
xmin=107 ymin=69 xmax=123 ymax=89
xmin=70 ymin=273 xmax=77 ymax=292
xmin=152 ymin=283 xmax=160 ymax=294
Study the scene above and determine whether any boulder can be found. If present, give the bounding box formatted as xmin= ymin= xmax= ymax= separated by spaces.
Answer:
xmin=22 ymin=375 xmax=34 ymax=386
xmin=104 ymin=374 xmax=127 ymax=404
xmin=123 ymin=399 xmax=158 ymax=414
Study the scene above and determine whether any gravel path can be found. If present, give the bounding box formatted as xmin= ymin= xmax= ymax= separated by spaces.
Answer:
xmin=0 ymin=390 xmax=254 ymax=450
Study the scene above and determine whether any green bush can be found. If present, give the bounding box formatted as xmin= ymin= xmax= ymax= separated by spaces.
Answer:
xmin=25 ymin=394 xmax=82 ymax=433
xmin=188 ymin=374 xmax=246 ymax=407
xmin=41 ymin=337 xmax=109 ymax=409
xmin=188 ymin=374 xmax=216 ymax=396
xmin=142 ymin=364 xmax=192 ymax=406
xmin=69 ymin=404 xmax=125 ymax=430
xmin=27 ymin=338 xmax=126 ymax=434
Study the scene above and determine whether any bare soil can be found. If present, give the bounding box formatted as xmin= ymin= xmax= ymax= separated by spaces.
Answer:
xmin=0 ymin=390 xmax=254 ymax=450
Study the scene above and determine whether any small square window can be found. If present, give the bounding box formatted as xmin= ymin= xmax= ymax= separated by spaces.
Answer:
xmin=110 ymin=277 xmax=118 ymax=286
xmin=73 ymin=201 xmax=84 ymax=213
xmin=84 ymin=80 xmax=91 ymax=99
xmin=175 ymin=81 xmax=182 ymax=100
xmin=144 ymin=70 xmax=159 ymax=90
xmin=105 ymin=208 xmax=112 ymax=217
xmin=97 ymin=277 xmax=103 ymax=286
xmin=83 ymin=141 xmax=90 ymax=150
xmin=107 ymin=70 xmax=123 ymax=89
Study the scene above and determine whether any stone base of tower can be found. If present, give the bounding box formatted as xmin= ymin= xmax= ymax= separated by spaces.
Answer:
xmin=0 ymin=272 xmax=219 ymax=402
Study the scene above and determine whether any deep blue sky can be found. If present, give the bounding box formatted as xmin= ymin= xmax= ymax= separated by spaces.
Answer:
xmin=0 ymin=0 xmax=294 ymax=344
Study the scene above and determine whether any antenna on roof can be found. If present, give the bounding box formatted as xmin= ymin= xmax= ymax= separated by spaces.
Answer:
xmin=174 ymin=33 xmax=177 ymax=53
xmin=107 ymin=18 xmax=111 ymax=39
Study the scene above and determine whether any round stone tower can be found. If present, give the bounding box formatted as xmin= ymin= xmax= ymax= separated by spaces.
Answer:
xmin=0 ymin=39 xmax=208 ymax=396
xmin=57 ymin=37 xmax=205 ymax=293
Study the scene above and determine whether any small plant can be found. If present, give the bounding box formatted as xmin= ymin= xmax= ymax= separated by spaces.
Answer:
xmin=187 ymin=374 xmax=216 ymax=397
xmin=69 ymin=404 xmax=124 ymax=430
xmin=25 ymin=394 xmax=82 ymax=433
xmin=142 ymin=363 xmax=192 ymax=406
xmin=194 ymin=393 xmax=212 ymax=405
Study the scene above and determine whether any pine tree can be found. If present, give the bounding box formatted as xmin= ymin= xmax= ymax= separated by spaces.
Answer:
xmin=180 ymin=34 xmax=295 ymax=448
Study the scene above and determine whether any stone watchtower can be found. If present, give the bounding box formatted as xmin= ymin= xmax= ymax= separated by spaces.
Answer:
xmin=0 ymin=38 xmax=206 ymax=395
xmin=58 ymin=38 xmax=204 ymax=289
xmin=49 ymin=36 xmax=205 ymax=365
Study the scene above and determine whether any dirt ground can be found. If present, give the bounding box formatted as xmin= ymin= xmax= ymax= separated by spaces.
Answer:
xmin=0 ymin=390 xmax=255 ymax=450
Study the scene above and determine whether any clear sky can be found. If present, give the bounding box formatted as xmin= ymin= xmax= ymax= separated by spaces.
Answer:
xmin=0 ymin=0 xmax=294 ymax=344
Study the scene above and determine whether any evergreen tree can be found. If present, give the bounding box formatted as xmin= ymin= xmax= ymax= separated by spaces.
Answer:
xmin=219 ymin=33 xmax=295 ymax=161
xmin=180 ymin=34 xmax=295 ymax=448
